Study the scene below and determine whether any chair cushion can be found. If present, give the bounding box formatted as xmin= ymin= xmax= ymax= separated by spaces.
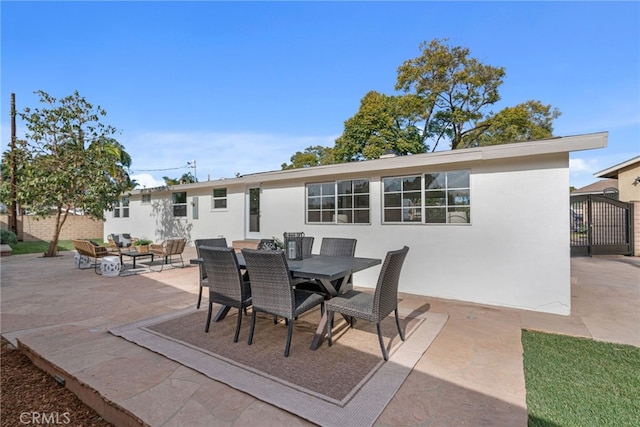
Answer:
xmin=257 ymin=239 xmax=278 ymax=251
xmin=326 ymin=290 xmax=377 ymax=322
xmin=119 ymin=235 xmax=131 ymax=247
xmin=293 ymin=290 xmax=325 ymax=317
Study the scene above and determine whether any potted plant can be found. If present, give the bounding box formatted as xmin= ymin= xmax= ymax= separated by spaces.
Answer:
xmin=134 ymin=238 xmax=153 ymax=253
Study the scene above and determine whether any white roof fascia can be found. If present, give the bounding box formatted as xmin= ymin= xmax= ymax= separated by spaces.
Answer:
xmin=594 ymin=155 xmax=640 ymax=178
xmin=130 ymin=132 xmax=607 ymax=193
xmin=480 ymin=132 xmax=607 ymax=160
xmin=248 ymin=132 xmax=608 ymax=184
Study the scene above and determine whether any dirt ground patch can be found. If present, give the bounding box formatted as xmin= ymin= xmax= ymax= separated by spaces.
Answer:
xmin=1 ymin=337 xmax=112 ymax=427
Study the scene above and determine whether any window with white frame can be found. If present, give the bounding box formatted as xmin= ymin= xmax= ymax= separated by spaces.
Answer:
xmin=172 ymin=192 xmax=187 ymax=217
xmin=212 ymin=188 xmax=227 ymax=209
xmin=142 ymin=194 xmax=151 ymax=204
xmin=113 ymin=199 xmax=120 ymax=218
xmin=307 ymin=179 xmax=370 ymax=224
xmin=383 ymin=170 xmax=470 ymax=224
xmin=113 ymin=197 xmax=130 ymax=218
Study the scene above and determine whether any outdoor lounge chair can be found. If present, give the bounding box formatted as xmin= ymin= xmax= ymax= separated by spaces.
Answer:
xmin=106 ymin=233 xmax=137 ymax=255
xmin=200 ymin=246 xmax=252 ymax=341
xmin=71 ymin=239 xmax=110 ymax=274
xmin=149 ymin=238 xmax=187 ymax=272
xmin=326 ymin=246 xmax=410 ymax=361
xmin=241 ymin=248 xmax=325 ymax=357
xmin=195 ymin=238 xmax=229 ymax=309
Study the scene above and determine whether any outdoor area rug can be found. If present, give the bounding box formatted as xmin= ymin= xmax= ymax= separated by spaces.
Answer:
xmin=118 ymin=259 xmax=187 ymax=276
xmin=109 ymin=304 xmax=447 ymax=426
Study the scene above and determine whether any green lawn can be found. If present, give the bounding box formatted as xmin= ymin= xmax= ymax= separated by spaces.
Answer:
xmin=523 ymin=330 xmax=640 ymax=427
xmin=7 ymin=239 xmax=104 ymax=255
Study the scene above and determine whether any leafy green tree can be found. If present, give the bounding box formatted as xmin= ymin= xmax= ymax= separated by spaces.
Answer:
xmin=283 ymin=38 xmax=561 ymax=168
xmin=395 ymin=38 xmax=507 ymax=150
xmin=332 ymin=91 xmax=426 ymax=162
xmin=162 ymin=172 xmax=196 ymax=185
xmin=471 ymin=100 xmax=561 ymax=146
xmin=281 ymin=145 xmax=336 ymax=169
xmin=0 ymin=90 xmax=132 ymax=257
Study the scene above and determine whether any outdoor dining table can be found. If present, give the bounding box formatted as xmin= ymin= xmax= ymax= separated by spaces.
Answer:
xmin=190 ymin=253 xmax=381 ymax=349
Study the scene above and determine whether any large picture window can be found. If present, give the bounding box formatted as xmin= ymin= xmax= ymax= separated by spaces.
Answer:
xmin=212 ymin=188 xmax=227 ymax=209
xmin=307 ymin=179 xmax=370 ymax=224
xmin=383 ymin=171 xmax=470 ymax=224
xmin=172 ymin=192 xmax=187 ymax=217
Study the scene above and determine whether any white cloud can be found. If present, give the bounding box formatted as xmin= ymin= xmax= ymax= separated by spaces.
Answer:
xmin=569 ymin=158 xmax=597 ymax=173
xmin=569 ymin=157 xmax=601 ymax=189
xmin=130 ymin=173 xmax=165 ymax=189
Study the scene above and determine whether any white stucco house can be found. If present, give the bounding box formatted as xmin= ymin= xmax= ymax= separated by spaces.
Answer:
xmin=105 ymin=132 xmax=608 ymax=315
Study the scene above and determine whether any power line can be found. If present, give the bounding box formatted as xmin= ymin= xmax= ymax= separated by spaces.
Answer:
xmin=133 ymin=164 xmax=190 ymax=173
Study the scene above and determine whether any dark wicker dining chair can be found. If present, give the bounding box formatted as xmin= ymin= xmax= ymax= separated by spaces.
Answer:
xmin=241 ymin=248 xmax=325 ymax=357
xmin=326 ymin=246 xmax=410 ymax=361
xmin=195 ymin=238 xmax=228 ymax=309
xmin=302 ymin=236 xmax=314 ymax=257
xmin=319 ymin=237 xmax=357 ymax=257
xmin=200 ymin=246 xmax=252 ymax=342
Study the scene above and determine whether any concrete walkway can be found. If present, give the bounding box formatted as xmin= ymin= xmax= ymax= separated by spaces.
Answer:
xmin=1 ymin=248 xmax=638 ymax=426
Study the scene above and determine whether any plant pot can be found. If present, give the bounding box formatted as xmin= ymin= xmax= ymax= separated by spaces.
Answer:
xmin=136 ymin=245 xmax=149 ymax=253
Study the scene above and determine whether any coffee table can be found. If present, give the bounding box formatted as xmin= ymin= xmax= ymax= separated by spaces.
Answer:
xmin=120 ymin=250 xmax=154 ymax=269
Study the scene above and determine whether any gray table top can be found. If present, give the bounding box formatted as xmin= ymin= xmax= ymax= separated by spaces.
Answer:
xmin=191 ymin=253 xmax=381 ymax=281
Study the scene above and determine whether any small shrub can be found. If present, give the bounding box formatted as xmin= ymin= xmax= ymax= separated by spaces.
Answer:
xmin=0 ymin=230 xmax=18 ymax=245
xmin=134 ymin=238 xmax=153 ymax=246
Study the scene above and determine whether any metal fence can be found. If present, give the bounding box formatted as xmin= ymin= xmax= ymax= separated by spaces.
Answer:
xmin=570 ymin=195 xmax=633 ymax=256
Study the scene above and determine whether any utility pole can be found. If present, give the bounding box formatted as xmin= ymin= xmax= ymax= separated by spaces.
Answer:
xmin=9 ymin=93 xmax=18 ymax=235
xmin=188 ymin=160 xmax=197 ymax=182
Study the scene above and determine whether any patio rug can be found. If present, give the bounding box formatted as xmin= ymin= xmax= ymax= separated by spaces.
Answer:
xmin=109 ymin=305 xmax=447 ymax=426
xmin=118 ymin=258 xmax=188 ymax=276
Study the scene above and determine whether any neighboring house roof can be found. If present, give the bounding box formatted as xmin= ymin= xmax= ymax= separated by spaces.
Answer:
xmin=571 ymin=179 xmax=618 ymax=195
xmin=595 ymin=155 xmax=640 ymax=179
xmin=133 ymin=131 xmax=608 ymax=194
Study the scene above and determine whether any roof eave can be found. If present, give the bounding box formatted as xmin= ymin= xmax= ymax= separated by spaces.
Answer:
xmin=250 ymin=132 xmax=608 ymax=184
xmin=594 ymin=155 xmax=640 ymax=179
xmin=129 ymin=131 xmax=608 ymax=193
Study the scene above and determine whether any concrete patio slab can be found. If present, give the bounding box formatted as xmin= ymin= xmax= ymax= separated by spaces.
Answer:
xmin=1 ymin=248 xmax=638 ymax=426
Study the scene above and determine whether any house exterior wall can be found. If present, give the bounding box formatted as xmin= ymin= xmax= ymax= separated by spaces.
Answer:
xmin=106 ymin=154 xmax=571 ymax=315
xmin=617 ymin=163 xmax=640 ymax=202
xmin=104 ymin=133 xmax=608 ymax=315
xmin=257 ymin=154 xmax=570 ymax=315
xmin=105 ymin=183 xmax=249 ymax=244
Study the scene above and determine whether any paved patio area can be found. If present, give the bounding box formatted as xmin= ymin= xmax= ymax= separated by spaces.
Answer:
xmin=1 ymin=247 xmax=638 ymax=426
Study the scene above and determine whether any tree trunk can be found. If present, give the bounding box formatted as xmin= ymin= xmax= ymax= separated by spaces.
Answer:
xmin=44 ymin=207 xmax=69 ymax=257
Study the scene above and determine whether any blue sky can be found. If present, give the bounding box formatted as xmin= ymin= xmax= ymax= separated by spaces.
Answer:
xmin=2 ymin=1 xmax=639 ymax=189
